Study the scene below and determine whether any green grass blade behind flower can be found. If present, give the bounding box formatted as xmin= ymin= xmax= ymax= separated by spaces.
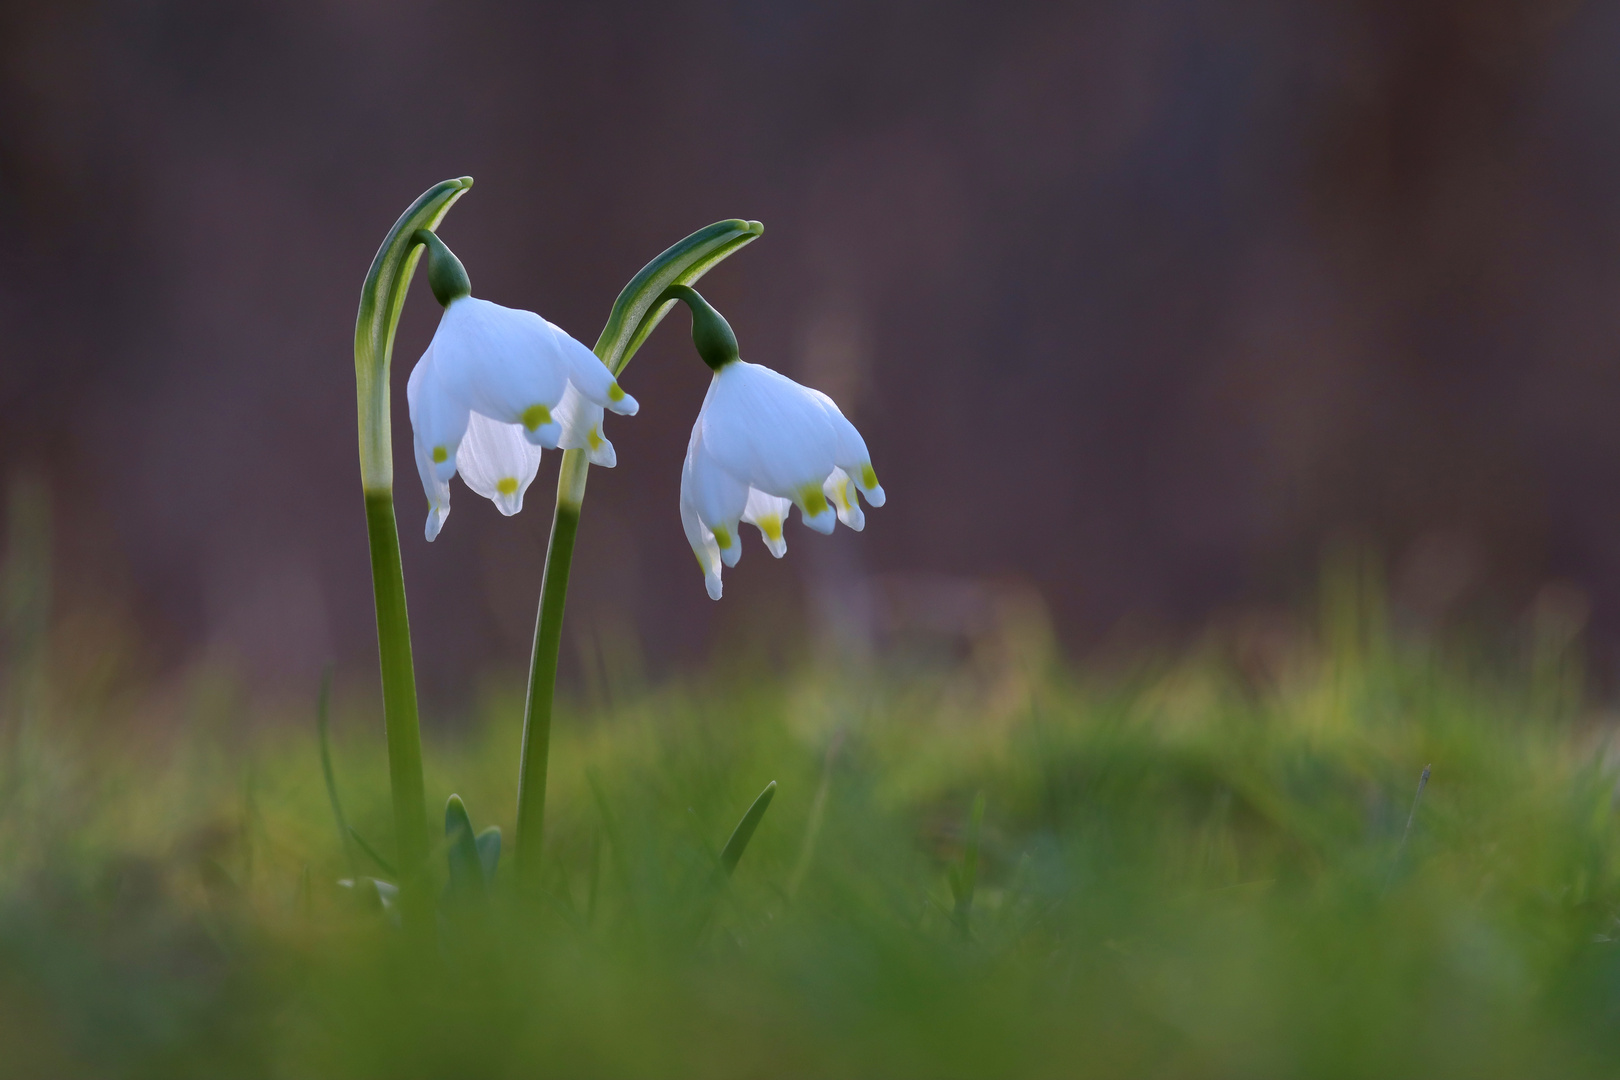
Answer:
xmin=593 ymin=219 xmax=763 ymax=377
xmin=513 ymin=218 xmax=763 ymax=895
xmin=349 ymin=826 xmax=398 ymax=880
xmin=719 ymin=781 xmax=777 ymax=878
xmin=949 ymin=792 xmax=986 ymax=938
xmin=353 ymin=176 xmax=473 ymax=938
xmin=315 ymin=669 xmax=359 ymax=881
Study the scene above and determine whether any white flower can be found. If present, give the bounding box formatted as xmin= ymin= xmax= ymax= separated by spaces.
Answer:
xmin=679 ymin=360 xmax=884 ymax=599
xmin=407 ymin=296 xmax=638 ymax=540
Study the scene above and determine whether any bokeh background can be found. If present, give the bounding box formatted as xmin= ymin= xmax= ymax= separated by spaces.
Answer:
xmin=3 ymin=0 xmax=1618 ymax=704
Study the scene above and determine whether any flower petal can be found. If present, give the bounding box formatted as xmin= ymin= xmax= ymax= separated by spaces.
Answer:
xmin=682 ymin=421 xmax=749 ymax=566
xmin=551 ymin=320 xmax=639 ymax=416
xmin=680 ymin=488 xmax=724 ymax=600
xmin=431 ymin=297 xmax=567 ymax=448
xmin=699 ymin=362 xmax=839 ymax=500
xmin=799 ymin=496 xmax=837 ymax=534
xmin=809 ymin=388 xmax=885 ymax=507
xmin=823 ymin=468 xmax=865 ymax=532
xmin=455 ymin=411 xmax=543 ymax=516
xmin=412 ymin=436 xmax=452 ymax=541
xmin=406 ymin=342 xmax=471 ymax=485
xmin=555 ymin=384 xmax=616 ymax=468
xmin=742 ymin=487 xmax=792 ymax=557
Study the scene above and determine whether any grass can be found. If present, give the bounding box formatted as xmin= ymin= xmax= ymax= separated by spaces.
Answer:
xmin=3 ymin=575 xmax=1620 ymax=1077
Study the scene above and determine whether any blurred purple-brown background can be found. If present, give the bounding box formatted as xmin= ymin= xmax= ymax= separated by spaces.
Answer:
xmin=3 ymin=0 xmax=1619 ymax=701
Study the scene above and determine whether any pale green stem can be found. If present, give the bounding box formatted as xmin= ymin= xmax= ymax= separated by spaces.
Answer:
xmin=512 ymin=219 xmax=764 ymax=895
xmin=363 ymin=491 xmax=429 ymax=931
xmin=353 ymin=176 xmax=473 ymax=934
xmin=513 ymin=448 xmax=587 ymax=897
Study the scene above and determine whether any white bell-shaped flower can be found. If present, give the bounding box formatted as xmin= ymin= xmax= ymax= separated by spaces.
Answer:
xmin=679 ymin=360 xmax=884 ymax=599
xmin=403 ymin=233 xmax=638 ymax=540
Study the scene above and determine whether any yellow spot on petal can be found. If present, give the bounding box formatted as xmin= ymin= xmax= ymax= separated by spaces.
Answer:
xmin=713 ymin=525 xmax=732 ymax=549
xmin=760 ymin=515 xmax=782 ymax=541
xmin=588 ymin=426 xmax=603 ymax=450
xmin=800 ymin=487 xmax=829 ymax=517
xmin=431 ymin=446 xmax=448 ymax=464
xmin=607 ymin=383 xmax=625 ymax=402
xmin=521 ymin=404 xmax=551 ymax=430
xmin=860 ymin=464 xmax=878 ymax=489
xmin=496 ymin=477 xmax=519 ymax=496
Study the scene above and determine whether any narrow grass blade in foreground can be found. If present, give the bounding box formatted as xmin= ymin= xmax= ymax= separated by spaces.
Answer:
xmin=315 ymin=669 xmax=358 ymax=881
xmin=949 ymin=791 xmax=986 ymax=937
xmin=720 ymin=780 xmax=777 ymax=878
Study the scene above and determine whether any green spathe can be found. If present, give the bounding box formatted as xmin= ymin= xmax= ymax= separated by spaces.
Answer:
xmin=595 ymin=219 xmax=763 ymax=377
xmin=354 ymin=177 xmax=472 ymax=492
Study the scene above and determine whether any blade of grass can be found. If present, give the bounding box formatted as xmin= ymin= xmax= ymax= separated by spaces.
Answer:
xmin=789 ymin=734 xmax=843 ymax=899
xmin=1385 ymin=764 xmax=1431 ymax=893
xmin=951 ymin=792 xmax=987 ymax=938
xmin=720 ymin=781 xmax=777 ymax=878
xmin=350 ymin=826 xmax=397 ymax=879
xmin=315 ymin=668 xmax=359 ymax=880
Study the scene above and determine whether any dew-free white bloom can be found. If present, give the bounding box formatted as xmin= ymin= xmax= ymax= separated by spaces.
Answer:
xmin=407 ymin=295 xmax=638 ymax=540
xmin=680 ymin=360 xmax=884 ymax=599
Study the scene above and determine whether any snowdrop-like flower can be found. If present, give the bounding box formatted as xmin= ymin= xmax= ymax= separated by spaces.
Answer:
xmin=404 ymin=230 xmax=638 ymax=540
xmin=669 ymin=286 xmax=884 ymax=599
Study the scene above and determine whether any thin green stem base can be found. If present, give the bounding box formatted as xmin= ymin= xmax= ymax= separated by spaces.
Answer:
xmin=363 ymin=491 xmax=430 ymax=933
xmin=513 ymin=454 xmax=586 ymax=895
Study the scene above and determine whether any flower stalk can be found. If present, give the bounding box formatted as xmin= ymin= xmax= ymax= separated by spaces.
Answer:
xmin=512 ymin=219 xmax=763 ymax=896
xmin=353 ymin=176 xmax=473 ymax=935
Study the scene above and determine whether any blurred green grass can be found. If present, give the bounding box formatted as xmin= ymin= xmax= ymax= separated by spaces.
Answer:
xmin=3 ymin=569 xmax=1620 ymax=1077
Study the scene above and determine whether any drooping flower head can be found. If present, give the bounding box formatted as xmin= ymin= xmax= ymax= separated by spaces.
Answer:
xmin=668 ymin=285 xmax=884 ymax=599
xmin=404 ymin=230 xmax=638 ymax=539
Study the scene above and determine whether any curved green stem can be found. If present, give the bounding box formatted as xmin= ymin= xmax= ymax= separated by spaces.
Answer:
xmin=354 ymin=176 xmax=473 ymax=934
xmin=512 ymin=219 xmax=763 ymax=895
